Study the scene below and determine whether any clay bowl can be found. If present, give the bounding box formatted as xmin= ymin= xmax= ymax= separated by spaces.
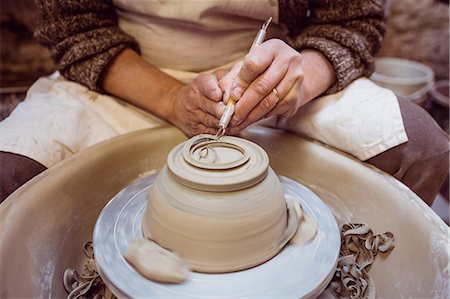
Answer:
xmin=0 ymin=126 xmax=448 ymax=298
xmin=143 ymin=135 xmax=292 ymax=273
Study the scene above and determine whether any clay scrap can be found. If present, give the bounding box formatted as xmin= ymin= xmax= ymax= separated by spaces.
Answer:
xmin=326 ymin=223 xmax=395 ymax=299
xmin=125 ymin=239 xmax=190 ymax=283
xmin=63 ymin=242 xmax=116 ymax=299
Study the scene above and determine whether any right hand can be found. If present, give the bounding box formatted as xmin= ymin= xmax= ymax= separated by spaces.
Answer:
xmin=168 ymin=73 xmax=226 ymax=136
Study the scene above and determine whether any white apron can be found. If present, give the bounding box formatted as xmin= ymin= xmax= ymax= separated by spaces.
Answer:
xmin=0 ymin=0 xmax=407 ymax=168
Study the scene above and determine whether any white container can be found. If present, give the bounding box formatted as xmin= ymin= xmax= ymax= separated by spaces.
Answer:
xmin=430 ymin=80 xmax=449 ymax=108
xmin=370 ymin=57 xmax=434 ymax=105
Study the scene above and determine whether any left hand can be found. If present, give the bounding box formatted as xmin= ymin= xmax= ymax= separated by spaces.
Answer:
xmin=219 ymin=39 xmax=335 ymax=135
xmin=167 ymin=72 xmax=226 ymax=136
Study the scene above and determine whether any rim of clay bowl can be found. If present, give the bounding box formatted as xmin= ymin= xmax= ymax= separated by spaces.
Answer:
xmin=167 ymin=134 xmax=269 ymax=191
xmin=183 ymin=135 xmax=251 ymax=170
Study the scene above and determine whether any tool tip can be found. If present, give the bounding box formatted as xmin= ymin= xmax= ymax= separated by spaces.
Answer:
xmin=214 ymin=126 xmax=226 ymax=140
xmin=262 ymin=17 xmax=272 ymax=30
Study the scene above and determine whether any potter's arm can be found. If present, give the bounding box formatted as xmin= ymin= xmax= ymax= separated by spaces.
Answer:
xmin=34 ymin=0 xmax=140 ymax=92
xmin=33 ymin=0 xmax=185 ymax=123
xmin=34 ymin=0 xmax=225 ymax=136
xmin=282 ymin=0 xmax=386 ymax=94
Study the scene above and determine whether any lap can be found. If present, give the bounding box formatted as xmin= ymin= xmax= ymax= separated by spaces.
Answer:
xmin=0 ymin=73 xmax=165 ymax=168
xmin=275 ymin=78 xmax=408 ymax=160
xmin=1 ymin=75 xmax=447 ymax=204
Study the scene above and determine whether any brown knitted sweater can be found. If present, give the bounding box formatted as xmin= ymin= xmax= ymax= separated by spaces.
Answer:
xmin=34 ymin=0 xmax=385 ymax=94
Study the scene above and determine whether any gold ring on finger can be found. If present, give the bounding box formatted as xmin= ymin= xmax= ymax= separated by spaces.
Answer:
xmin=272 ymin=87 xmax=281 ymax=102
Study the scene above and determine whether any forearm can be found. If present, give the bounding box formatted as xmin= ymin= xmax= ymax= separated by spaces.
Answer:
xmin=101 ymin=48 xmax=183 ymax=123
xmin=35 ymin=0 xmax=141 ymax=92
xmin=284 ymin=0 xmax=385 ymax=94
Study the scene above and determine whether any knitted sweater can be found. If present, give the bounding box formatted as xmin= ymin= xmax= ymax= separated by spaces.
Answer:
xmin=34 ymin=0 xmax=385 ymax=94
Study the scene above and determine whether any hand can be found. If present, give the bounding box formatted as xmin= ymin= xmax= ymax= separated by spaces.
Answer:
xmin=168 ymin=72 xmax=226 ymax=136
xmin=221 ymin=39 xmax=335 ymax=135
xmin=101 ymin=49 xmax=227 ymax=137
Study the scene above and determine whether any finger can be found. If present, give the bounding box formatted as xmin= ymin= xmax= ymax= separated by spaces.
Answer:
xmin=219 ymin=77 xmax=234 ymax=105
xmin=231 ymin=57 xmax=289 ymax=126
xmin=199 ymin=97 xmax=225 ymax=119
xmin=230 ymin=45 xmax=277 ymax=101
xmin=269 ymin=88 xmax=306 ymax=118
xmin=266 ymin=67 xmax=304 ymax=117
xmin=219 ymin=62 xmax=242 ymax=104
xmin=266 ymin=88 xmax=297 ymax=119
xmin=199 ymin=110 xmax=220 ymax=129
xmin=198 ymin=74 xmax=222 ymax=102
xmin=214 ymin=68 xmax=229 ymax=81
xmin=222 ymin=125 xmax=240 ymax=136
xmin=232 ymin=92 xmax=279 ymax=131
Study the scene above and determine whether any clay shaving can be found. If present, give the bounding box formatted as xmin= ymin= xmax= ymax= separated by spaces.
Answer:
xmin=62 ymin=242 xmax=116 ymax=299
xmin=325 ymin=223 xmax=395 ymax=299
xmin=64 ymin=226 xmax=392 ymax=298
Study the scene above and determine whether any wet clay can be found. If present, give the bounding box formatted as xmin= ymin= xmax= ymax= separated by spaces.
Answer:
xmin=124 ymin=239 xmax=190 ymax=283
xmin=131 ymin=134 xmax=317 ymax=280
xmin=287 ymin=195 xmax=318 ymax=245
xmin=143 ymin=135 xmax=292 ymax=273
xmin=127 ymin=194 xmax=313 ymax=283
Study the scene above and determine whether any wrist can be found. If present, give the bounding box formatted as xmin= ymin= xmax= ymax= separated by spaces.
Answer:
xmin=300 ymin=49 xmax=336 ymax=102
xmin=161 ymin=83 xmax=183 ymax=126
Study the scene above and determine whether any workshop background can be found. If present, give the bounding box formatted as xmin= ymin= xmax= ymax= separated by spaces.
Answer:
xmin=1 ymin=0 xmax=449 ymax=223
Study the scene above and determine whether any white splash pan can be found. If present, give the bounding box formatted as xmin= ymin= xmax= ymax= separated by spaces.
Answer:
xmin=0 ymin=126 xmax=448 ymax=298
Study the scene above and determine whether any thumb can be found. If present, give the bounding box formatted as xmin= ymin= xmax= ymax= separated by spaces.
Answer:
xmin=219 ymin=62 xmax=243 ymax=104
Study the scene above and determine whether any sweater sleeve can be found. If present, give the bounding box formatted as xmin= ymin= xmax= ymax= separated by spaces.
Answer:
xmin=34 ymin=0 xmax=140 ymax=92
xmin=280 ymin=0 xmax=385 ymax=94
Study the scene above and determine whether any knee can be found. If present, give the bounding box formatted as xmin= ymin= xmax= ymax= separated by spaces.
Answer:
xmin=398 ymin=97 xmax=449 ymax=166
xmin=396 ymin=98 xmax=449 ymax=204
xmin=0 ymin=152 xmax=47 ymax=203
xmin=366 ymin=98 xmax=449 ymax=205
xmin=426 ymin=136 xmax=449 ymax=183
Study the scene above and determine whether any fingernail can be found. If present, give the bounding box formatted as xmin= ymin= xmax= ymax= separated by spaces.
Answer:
xmin=214 ymin=88 xmax=222 ymax=101
xmin=227 ymin=128 xmax=237 ymax=136
xmin=222 ymin=93 xmax=229 ymax=104
xmin=231 ymin=86 xmax=244 ymax=100
xmin=230 ymin=116 xmax=242 ymax=127
xmin=217 ymin=104 xmax=225 ymax=116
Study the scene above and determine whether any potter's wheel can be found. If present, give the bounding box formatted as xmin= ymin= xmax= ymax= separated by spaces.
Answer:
xmin=93 ymin=173 xmax=340 ymax=298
